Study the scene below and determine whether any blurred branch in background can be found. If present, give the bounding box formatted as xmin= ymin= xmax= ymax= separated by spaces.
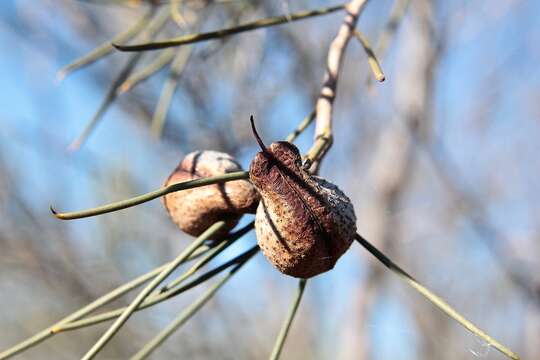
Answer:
xmin=68 ymin=6 xmax=170 ymax=151
xmin=347 ymin=0 xmax=433 ymax=356
xmin=424 ymin=142 xmax=540 ymax=306
xmin=57 ymin=4 xmax=156 ymax=81
xmin=113 ymin=4 xmax=346 ymax=51
xmin=366 ymin=0 xmax=410 ymax=89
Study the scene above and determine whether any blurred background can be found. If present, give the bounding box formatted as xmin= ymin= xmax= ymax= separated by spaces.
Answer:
xmin=0 ymin=0 xmax=539 ymax=359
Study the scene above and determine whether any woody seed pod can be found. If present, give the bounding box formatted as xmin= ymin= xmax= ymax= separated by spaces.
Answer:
xmin=248 ymin=119 xmax=357 ymax=278
xmin=164 ymin=150 xmax=259 ymax=238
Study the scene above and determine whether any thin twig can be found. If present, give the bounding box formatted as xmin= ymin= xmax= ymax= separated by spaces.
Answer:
xmin=355 ymin=233 xmax=520 ymax=360
xmin=114 ymin=4 xmax=346 ymax=51
xmin=51 ymin=170 xmax=249 ymax=220
xmin=269 ymin=279 xmax=307 ymax=360
xmin=81 ymin=221 xmax=227 ymax=360
xmin=307 ymin=0 xmax=369 ymax=172
xmin=118 ymin=48 xmax=176 ymax=94
xmin=130 ymin=246 xmax=258 ymax=360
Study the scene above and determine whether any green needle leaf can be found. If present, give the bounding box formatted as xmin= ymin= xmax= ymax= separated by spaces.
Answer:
xmin=81 ymin=221 xmax=227 ymax=360
xmin=285 ymin=111 xmax=316 ymax=143
xmin=113 ymin=5 xmax=345 ymax=52
xmin=353 ymin=30 xmax=385 ymax=82
xmin=355 ymin=233 xmax=520 ymax=360
xmin=150 ymin=45 xmax=193 ymax=138
xmin=130 ymin=246 xmax=258 ymax=360
xmin=269 ymin=279 xmax=307 ymax=360
xmin=67 ymin=9 xmax=170 ymax=151
xmin=51 ymin=171 xmax=249 ymax=220
xmin=57 ymin=6 xmax=156 ymax=81
xmin=52 ymin=246 xmax=260 ymax=333
xmin=160 ymin=221 xmax=254 ymax=293
xmin=0 ymin=245 xmax=214 ymax=359
xmin=118 ymin=48 xmax=176 ymax=94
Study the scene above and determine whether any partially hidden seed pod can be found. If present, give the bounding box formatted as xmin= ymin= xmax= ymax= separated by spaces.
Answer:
xmin=248 ymin=118 xmax=357 ymax=278
xmin=164 ymin=150 xmax=259 ymax=239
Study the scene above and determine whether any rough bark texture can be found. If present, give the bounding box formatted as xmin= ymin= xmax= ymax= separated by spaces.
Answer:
xmin=250 ymin=141 xmax=356 ymax=278
xmin=164 ymin=151 xmax=259 ymax=238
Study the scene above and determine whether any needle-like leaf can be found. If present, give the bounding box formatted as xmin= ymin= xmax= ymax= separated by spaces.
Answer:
xmin=366 ymin=0 xmax=410 ymax=87
xmin=160 ymin=221 xmax=254 ymax=293
xmin=57 ymin=6 xmax=156 ymax=80
xmin=355 ymin=233 xmax=520 ymax=360
xmin=353 ymin=30 xmax=385 ymax=82
xmin=68 ymin=9 xmax=170 ymax=151
xmin=130 ymin=246 xmax=258 ymax=360
xmin=51 ymin=171 xmax=249 ymax=220
xmin=269 ymin=279 xmax=307 ymax=360
xmin=52 ymin=245 xmax=260 ymax=333
xmin=150 ymin=45 xmax=193 ymax=138
xmin=114 ymin=5 xmax=345 ymax=51
xmin=285 ymin=111 xmax=316 ymax=143
xmin=81 ymin=221 xmax=227 ymax=360
xmin=0 ymin=245 xmax=210 ymax=360
xmin=118 ymin=48 xmax=176 ymax=94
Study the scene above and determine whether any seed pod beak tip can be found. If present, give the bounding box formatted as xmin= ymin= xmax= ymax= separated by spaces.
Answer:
xmin=250 ymin=115 xmax=268 ymax=152
xmin=50 ymin=205 xmax=61 ymax=219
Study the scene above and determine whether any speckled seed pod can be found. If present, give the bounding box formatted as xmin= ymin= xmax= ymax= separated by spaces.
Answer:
xmin=164 ymin=150 xmax=259 ymax=238
xmin=249 ymin=140 xmax=357 ymax=279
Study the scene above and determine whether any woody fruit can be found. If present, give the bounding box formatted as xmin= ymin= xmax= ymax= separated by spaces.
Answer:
xmin=248 ymin=117 xmax=356 ymax=278
xmin=164 ymin=150 xmax=259 ymax=239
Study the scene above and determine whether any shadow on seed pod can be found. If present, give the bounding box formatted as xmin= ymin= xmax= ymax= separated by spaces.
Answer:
xmin=164 ymin=150 xmax=259 ymax=239
xmin=248 ymin=117 xmax=357 ymax=278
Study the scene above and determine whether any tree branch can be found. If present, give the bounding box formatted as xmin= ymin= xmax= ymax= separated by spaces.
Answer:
xmin=307 ymin=0 xmax=369 ymax=171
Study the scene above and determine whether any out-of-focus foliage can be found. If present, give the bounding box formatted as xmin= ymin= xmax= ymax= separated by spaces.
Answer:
xmin=0 ymin=0 xmax=539 ymax=358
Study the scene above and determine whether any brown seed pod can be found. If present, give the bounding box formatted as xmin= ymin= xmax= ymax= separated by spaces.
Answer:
xmin=248 ymin=118 xmax=357 ymax=278
xmin=164 ymin=150 xmax=259 ymax=238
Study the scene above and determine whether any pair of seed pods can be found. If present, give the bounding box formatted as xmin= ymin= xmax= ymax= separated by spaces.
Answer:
xmin=164 ymin=120 xmax=356 ymax=278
